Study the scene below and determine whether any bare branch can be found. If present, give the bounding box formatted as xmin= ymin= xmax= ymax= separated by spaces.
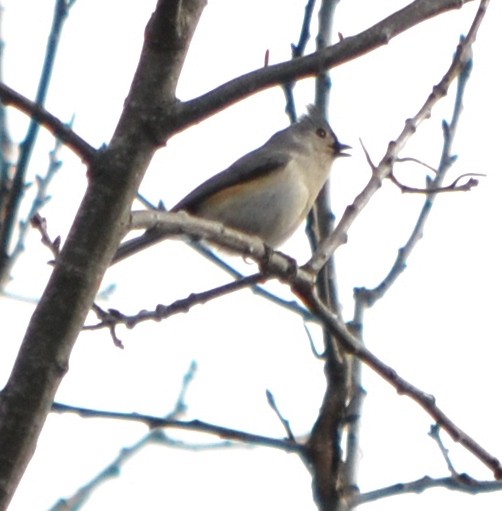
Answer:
xmin=90 ymin=303 xmax=124 ymax=349
xmin=0 ymin=1 xmax=492 ymax=508
xmin=307 ymin=2 xmax=487 ymax=274
xmin=299 ymin=287 xmax=502 ymax=480
xmin=352 ymin=474 xmax=502 ymax=506
xmin=355 ymin=45 xmax=476 ymax=309
xmin=187 ymin=242 xmax=314 ymax=321
xmin=293 ymin=0 xmax=317 ymax=57
xmin=283 ymin=0 xmax=317 ymax=121
xmin=86 ymin=273 xmax=265 ymax=335
xmin=429 ymin=424 xmax=459 ymax=476
xmin=389 ymin=169 xmax=481 ymax=193
xmin=0 ymin=0 xmax=83 ymax=287
xmin=399 ymin=156 xmax=439 ymax=171
xmin=0 ymin=83 xmax=96 ymax=163
xmin=115 ymin=209 xmax=316 ymax=289
xmin=49 ymin=362 xmax=210 ymax=511
xmin=0 ymin=1 xmax=208 ymax=507
xmin=8 ymin=134 xmax=67 ymax=270
xmin=30 ymin=214 xmax=60 ymax=260
xmin=173 ymin=0 xmax=477 ymax=132
xmin=50 ymin=402 xmax=304 ymax=454
xmin=266 ymin=390 xmax=296 ymax=442
xmin=112 ymin=189 xmax=502 ymax=480
xmin=304 ymin=4 xmax=349 ymax=509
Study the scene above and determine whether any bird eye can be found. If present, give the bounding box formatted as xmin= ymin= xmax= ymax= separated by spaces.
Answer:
xmin=316 ymin=128 xmax=327 ymax=138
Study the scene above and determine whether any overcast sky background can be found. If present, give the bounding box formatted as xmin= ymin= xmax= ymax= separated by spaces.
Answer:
xmin=1 ymin=1 xmax=501 ymax=510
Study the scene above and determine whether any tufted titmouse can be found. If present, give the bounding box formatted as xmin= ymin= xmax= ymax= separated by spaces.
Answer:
xmin=114 ymin=105 xmax=349 ymax=262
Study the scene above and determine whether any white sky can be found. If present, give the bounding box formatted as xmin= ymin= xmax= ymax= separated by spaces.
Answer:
xmin=1 ymin=1 xmax=501 ymax=510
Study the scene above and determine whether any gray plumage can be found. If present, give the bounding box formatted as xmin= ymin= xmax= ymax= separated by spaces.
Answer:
xmin=114 ymin=106 xmax=349 ymax=263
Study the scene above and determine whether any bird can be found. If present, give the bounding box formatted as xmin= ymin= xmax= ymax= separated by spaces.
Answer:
xmin=113 ymin=105 xmax=349 ymax=263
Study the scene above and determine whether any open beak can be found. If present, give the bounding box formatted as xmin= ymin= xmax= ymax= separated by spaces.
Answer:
xmin=336 ymin=142 xmax=351 ymax=157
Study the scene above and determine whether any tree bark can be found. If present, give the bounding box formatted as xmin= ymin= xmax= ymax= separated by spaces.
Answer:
xmin=0 ymin=1 xmax=207 ymax=508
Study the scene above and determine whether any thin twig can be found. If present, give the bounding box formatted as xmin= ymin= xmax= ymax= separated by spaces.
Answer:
xmin=284 ymin=0 xmax=317 ymax=121
xmin=395 ymin=156 xmax=439 ymax=173
xmin=30 ymin=213 xmax=60 ymax=260
xmin=355 ymin=47 xmax=474 ymax=309
xmin=187 ymin=242 xmax=314 ymax=321
xmin=429 ymin=424 xmax=458 ymax=476
xmin=0 ymin=83 xmax=95 ymax=163
xmin=352 ymin=474 xmax=502 ymax=506
xmin=0 ymin=2 xmax=14 ymax=230
xmin=167 ymin=361 xmax=197 ymax=418
xmin=266 ymin=390 xmax=296 ymax=442
xmin=298 ymin=286 xmax=502 ymax=480
xmin=0 ymin=0 xmax=82 ymax=285
xmin=86 ymin=273 xmax=266 ymax=335
xmin=388 ymin=170 xmax=480 ymax=194
xmin=9 ymin=129 xmax=69 ymax=266
xmin=49 ymin=362 xmax=214 ymax=511
xmin=303 ymin=323 xmax=324 ymax=359
xmin=51 ymin=402 xmax=305 ymax=454
xmin=308 ymin=4 xmax=486 ymax=274
xmin=108 ymin=198 xmax=502 ymax=478
xmin=293 ymin=0 xmax=317 ymax=57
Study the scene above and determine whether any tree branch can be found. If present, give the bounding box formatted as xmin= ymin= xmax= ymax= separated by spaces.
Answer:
xmin=0 ymin=1 xmax=207 ymax=508
xmin=2 ymin=1 xmax=473 ymax=167
xmin=48 ymin=362 xmax=209 ymax=511
xmin=171 ymin=0 xmax=476 ymax=132
xmin=186 ymin=241 xmax=314 ymax=321
xmin=303 ymin=3 xmax=349 ymax=510
xmin=122 ymin=202 xmax=502 ymax=487
xmin=0 ymin=83 xmax=96 ymax=163
xmin=86 ymin=272 xmax=266 ymax=345
xmin=0 ymin=2 xmax=489 ymax=508
xmin=0 ymin=1 xmax=476 ymax=156
xmin=299 ymin=286 xmax=502 ymax=480
xmin=307 ymin=0 xmax=487 ymax=274
xmin=0 ymin=0 xmax=79 ymax=286
xmin=352 ymin=474 xmax=502 ymax=506
xmin=51 ymin=402 xmax=304 ymax=454
xmin=355 ymin=50 xmax=474 ymax=310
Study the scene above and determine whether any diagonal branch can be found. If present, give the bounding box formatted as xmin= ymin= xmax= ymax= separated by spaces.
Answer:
xmin=117 ymin=207 xmax=502 ymax=480
xmin=355 ymin=49 xmax=474 ymax=310
xmin=0 ymin=83 xmax=96 ymax=163
xmin=51 ymin=402 xmax=304 ymax=454
xmin=298 ymin=285 xmax=502 ymax=480
xmin=86 ymin=272 xmax=266 ymax=345
xmin=307 ymin=0 xmax=488 ymax=274
xmin=0 ymin=1 xmax=475 ymax=160
xmin=0 ymin=1 xmax=207 ymax=508
xmin=172 ymin=0 xmax=476 ymax=132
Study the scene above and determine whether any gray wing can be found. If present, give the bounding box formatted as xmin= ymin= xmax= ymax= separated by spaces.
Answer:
xmin=112 ymin=146 xmax=291 ymax=264
xmin=172 ymin=147 xmax=291 ymax=212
